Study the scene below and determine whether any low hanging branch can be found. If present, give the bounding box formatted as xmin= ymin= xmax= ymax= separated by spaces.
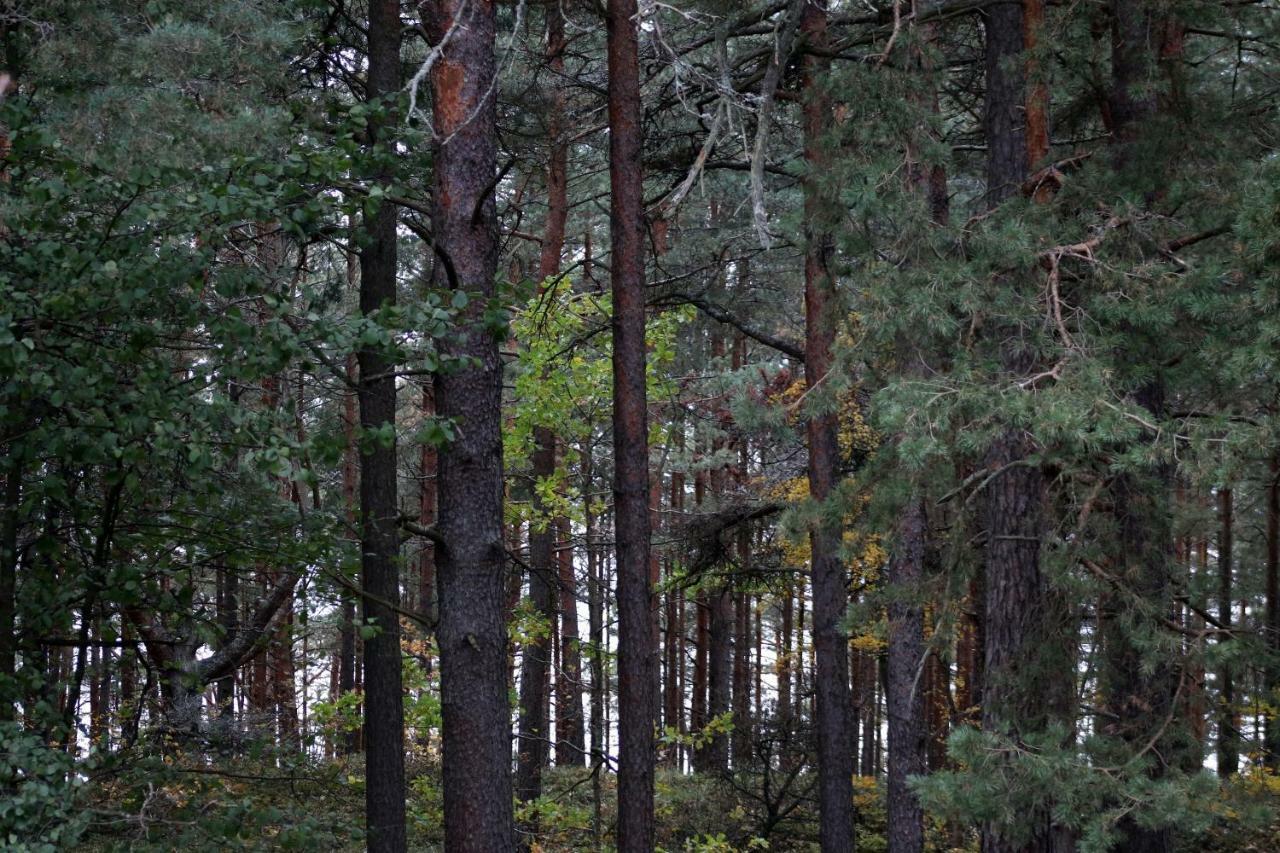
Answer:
xmin=683 ymin=500 xmax=786 ymax=575
xmin=197 ymin=570 xmax=300 ymax=684
xmin=400 ymin=515 xmax=447 ymax=549
xmin=660 ymin=293 xmax=806 ymax=361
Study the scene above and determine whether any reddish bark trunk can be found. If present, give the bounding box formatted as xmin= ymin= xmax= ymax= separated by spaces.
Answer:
xmin=424 ymin=0 xmax=516 ymax=848
xmin=801 ymin=5 xmax=855 ymax=846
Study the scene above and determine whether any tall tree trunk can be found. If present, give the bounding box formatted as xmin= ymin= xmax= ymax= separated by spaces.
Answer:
xmin=424 ymin=1 xmax=515 ymax=849
xmin=557 ymin=514 xmax=585 ymax=765
xmin=779 ymin=584 xmax=793 ymax=721
xmin=516 ymin=437 xmax=555 ymax=803
xmin=119 ymin=625 xmax=138 ymax=745
xmin=1099 ymin=4 xmax=1184 ymax=850
xmin=733 ymin=586 xmax=751 ymax=767
xmin=1 ymin=454 xmax=21 ymax=721
xmin=582 ymin=452 xmax=606 ymax=846
xmin=887 ymin=499 xmax=927 ymax=853
xmin=1217 ymin=487 xmax=1237 ymax=777
xmin=978 ymin=3 xmax=1075 ymax=850
xmin=705 ymin=582 xmax=732 ymax=773
xmin=663 ymin=457 xmax=685 ymax=766
xmin=983 ymin=0 xmax=1027 ymax=209
xmin=520 ymin=0 xmax=575 ymax=793
xmin=886 ymin=21 xmax=951 ymax=849
xmin=797 ymin=578 xmax=808 ymax=721
xmin=419 ymin=386 xmax=437 ymax=636
xmin=216 ymin=562 xmax=239 ymax=722
xmin=357 ymin=3 xmax=405 ymax=849
xmin=801 ymin=3 xmax=855 ymax=848
xmin=607 ymin=0 xmax=656 ymax=845
xmin=88 ymin=620 xmax=106 ymax=747
xmin=338 ymin=355 xmax=360 ymax=755
xmin=693 ymin=584 xmax=709 ymax=738
xmin=1265 ymin=452 xmax=1280 ymax=769
xmin=860 ymin=652 xmax=877 ymax=776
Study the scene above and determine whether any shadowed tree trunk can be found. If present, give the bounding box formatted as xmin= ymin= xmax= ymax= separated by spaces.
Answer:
xmin=1098 ymin=4 xmax=1186 ymax=850
xmin=1266 ymin=453 xmax=1280 ymax=769
xmin=886 ymin=20 xmax=950 ymax=850
xmin=585 ymin=444 xmax=608 ymax=781
xmin=0 ymin=452 xmax=18 ymax=722
xmin=705 ymin=581 xmax=732 ymax=772
xmin=516 ymin=443 xmax=555 ymax=805
xmin=977 ymin=3 xmax=1076 ymax=849
xmin=801 ymin=2 xmax=855 ymax=848
xmin=424 ymin=0 xmax=516 ymax=849
xmin=779 ymin=582 xmax=793 ymax=722
xmin=887 ymin=499 xmax=927 ymax=853
xmin=1217 ymin=487 xmax=1237 ymax=777
xmin=663 ymin=449 xmax=685 ymax=767
xmin=356 ymin=2 xmax=404 ymax=848
xmin=519 ymin=1 xmax=574 ymax=795
xmin=557 ymin=513 xmax=586 ymax=765
xmin=338 ymin=354 xmax=359 ymax=755
xmin=607 ymin=0 xmax=656 ymax=846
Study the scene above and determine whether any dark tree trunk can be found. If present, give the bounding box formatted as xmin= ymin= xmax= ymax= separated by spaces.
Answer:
xmin=356 ymin=3 xmax=405 ymax=849
xmin=419 ymin=386 xmax=437 ymax=635
xmin=516 ymin=427 xmax=555 ymax=802
xmin=523 ymin=0 xmax=576 ymax=788
xmin=978 ymin=3 xmax=1076 ymax=849
xmin=1217 ymin=487 xmax=1236 ymax=777
xmin=693 ymin=592 xmax=709 ymax=743
xmin=424 ymin=1 xmax=516 ymax=849
xmin=924 ymin=646 xmax=949 ymax=772
xmin=731 ymin=357 xmax=752 ymax=768
xmin=1100 ymin=432 xmax=1179 ymax=853
xmin=1 ymin=454 xmax=21 ymax=721
xmin=797 ymin=580 xmax=807 ymax=721
xmin=119 ymin=625 xmax=138 ymax=744
xmin=216 ymin=563 xmax=239 ymax=721
xmin=887 ymin=499 xmax=927 ymax=853
xmin=983 ymin=0 xmax=1027 ymax=208
xmin=705 ymin=584 xmax=732 ymax=772
xmin=1099 ymin=5 xmax=1184 ymax=851
xmin=558 ymin=516 xmax=586 ymax=766
xmin=885 ymin=24 xmax=950 ymax=850
xmin=584 ymin=444 xmax=608 ymax=845
xmin=980 ymin=429 xmax=1066 ymax=853
xmin=663 ymin=460 xmax=685 ymax=766
xmin=733 ymin=584 xmax=751 ymax=768
xmin=1266 ymin=453 xmax=1280 ymax=769
xmin=607 ymin=0 xmax=656 ymax=846
xmin=802 ymin=3 xmax=855 ymax=848
xmin=338 ymin=355 xmax=359 ymax=755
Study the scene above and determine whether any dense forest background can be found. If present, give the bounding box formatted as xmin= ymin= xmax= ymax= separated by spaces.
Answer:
xmin=3 ymin=0 xmax=1280 ymax=850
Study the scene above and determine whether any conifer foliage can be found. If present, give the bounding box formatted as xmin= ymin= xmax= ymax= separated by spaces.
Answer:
xmin=2 ymin=1 xmax=1280 ymax=851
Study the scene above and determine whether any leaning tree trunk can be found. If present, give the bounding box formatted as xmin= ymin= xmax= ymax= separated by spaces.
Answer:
xmin=424 ymin=1 xmax=516 ymax=850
